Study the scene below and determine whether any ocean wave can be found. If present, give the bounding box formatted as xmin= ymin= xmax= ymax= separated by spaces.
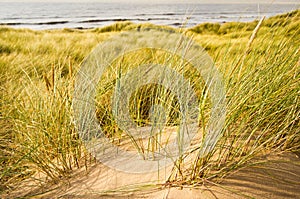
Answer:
xmin=135 ymin=13 xmax=185 ymax=17
xmin=0 ymin=21 xmax=69 ymax=26
xmin=80 ymin=18 xmax=172 ymax=23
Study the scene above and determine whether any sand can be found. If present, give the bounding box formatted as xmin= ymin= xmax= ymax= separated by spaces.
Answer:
xmin=4 ymin=151 xmax=299 ymax=199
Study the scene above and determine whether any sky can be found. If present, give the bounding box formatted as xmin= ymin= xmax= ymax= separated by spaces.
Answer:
xmin=0 ymin=0 xmax=299 ymax=4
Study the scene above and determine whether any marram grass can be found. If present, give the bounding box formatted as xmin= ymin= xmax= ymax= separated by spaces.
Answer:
xmin=0 ymin=9 xmax=299 ymax=195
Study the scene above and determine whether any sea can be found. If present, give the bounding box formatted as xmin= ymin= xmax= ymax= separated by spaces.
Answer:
xmin=0 ymin=2 xmax=299 ymax=30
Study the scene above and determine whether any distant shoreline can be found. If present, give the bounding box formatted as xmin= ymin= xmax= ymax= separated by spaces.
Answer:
xmin=0 ymin=2 xmax=298 ymax=30
xmin=1 ymin=9 xmax=298 ymax=32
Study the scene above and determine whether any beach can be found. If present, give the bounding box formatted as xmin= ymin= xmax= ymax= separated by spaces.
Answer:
xmin=0 ymin=3 xmax=299 ymax=198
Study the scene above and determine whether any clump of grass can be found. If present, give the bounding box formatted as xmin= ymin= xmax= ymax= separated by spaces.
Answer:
xmin=93 ymin=21 xmax=133 ymax=33
xmin=124 ymin=23 xmax=177 ymax=33
xmin=0 ymin=28 xmax=110 ymax=192
xmin=189 ymin=22 xmax=221 ymax=34
xmin=189 ymin=21 xmax=257 ymax=35
xmin=91 ymin=10 xmax=299 ymax=186
xmin=182 ymin=9 xmax=300 ymax=183
xmin=0 ymin=63 xmax=83 ymax=190
xmin=92 ymin=21 xmax=177 ymax=33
